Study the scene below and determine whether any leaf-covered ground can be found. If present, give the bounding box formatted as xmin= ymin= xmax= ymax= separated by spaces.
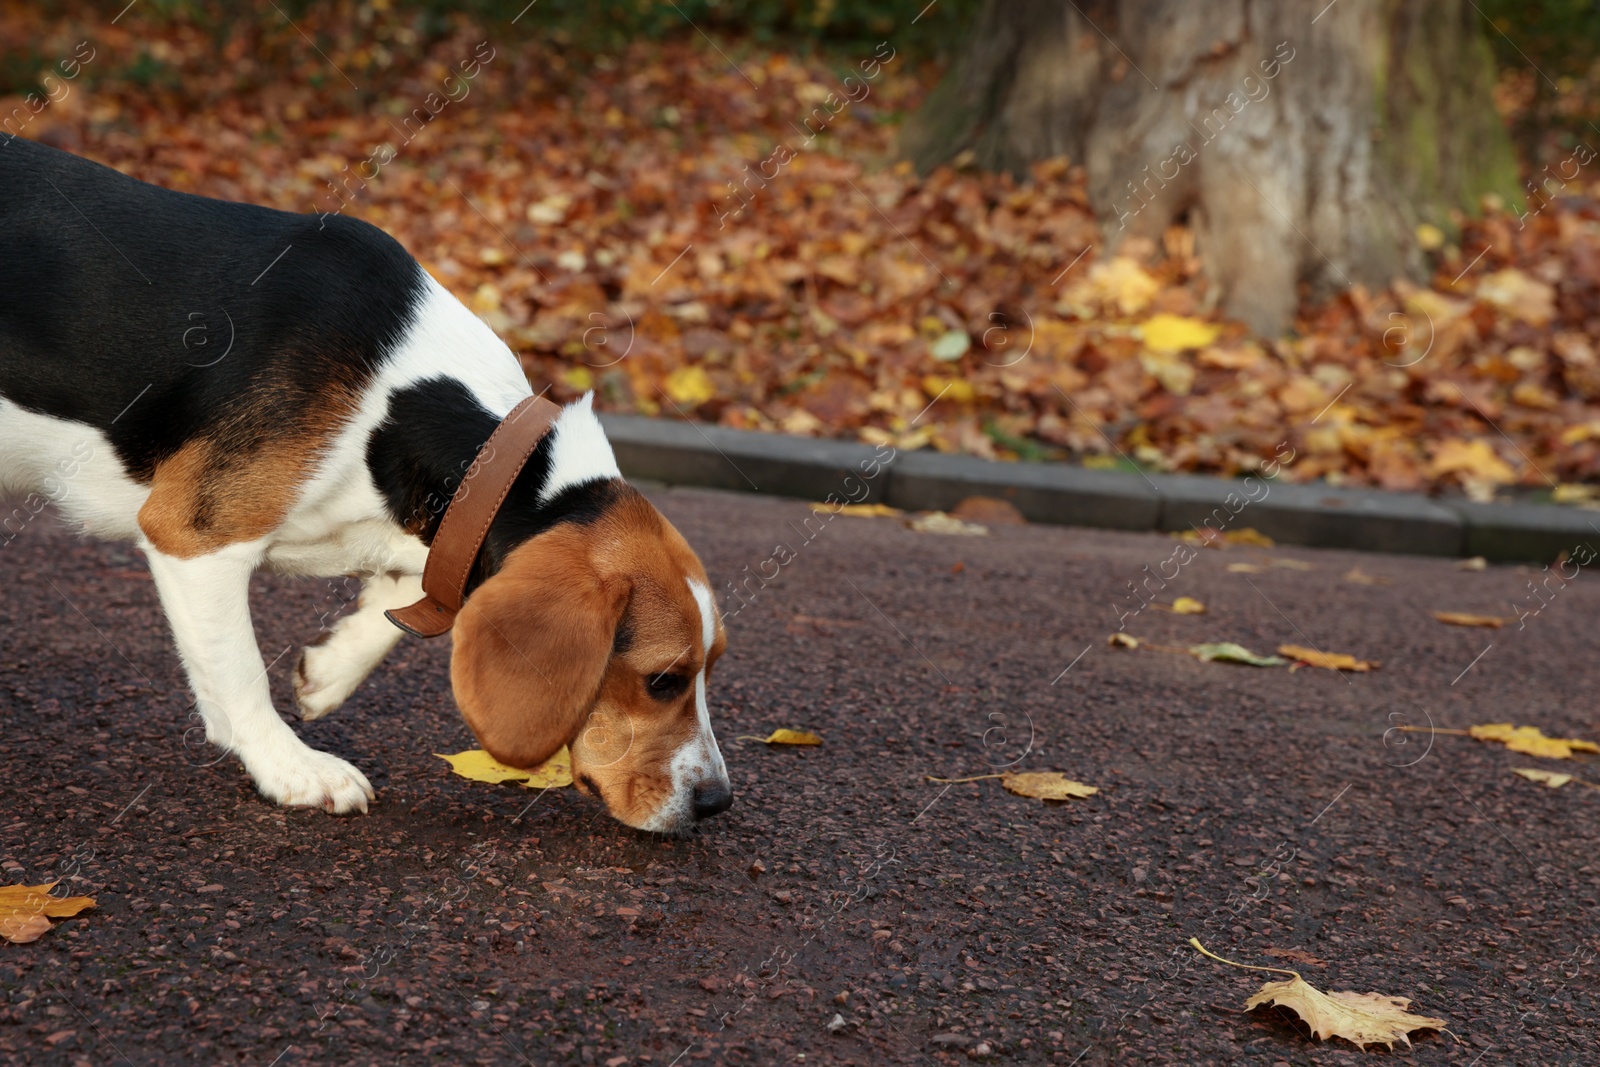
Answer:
xmin=9 ymin=2 xmax=1600 ymax=499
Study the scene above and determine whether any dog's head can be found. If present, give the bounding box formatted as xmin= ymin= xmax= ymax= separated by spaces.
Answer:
xmin=449 ymin=487 xmax=730 ymax=833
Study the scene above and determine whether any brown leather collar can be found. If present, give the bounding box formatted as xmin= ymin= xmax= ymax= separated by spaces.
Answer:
xmin=386 ymin=394 xmax=563 ymax=638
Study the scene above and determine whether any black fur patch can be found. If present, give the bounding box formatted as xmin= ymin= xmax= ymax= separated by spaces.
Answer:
xmin=365 ymin=377 xmax=626 ymax=593
xmin=0 ymin=137 xmax=426 ymax=479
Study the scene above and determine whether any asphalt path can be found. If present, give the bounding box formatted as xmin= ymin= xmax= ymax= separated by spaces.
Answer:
xmin=2 ymin=486 xmax=1597 ymax=1065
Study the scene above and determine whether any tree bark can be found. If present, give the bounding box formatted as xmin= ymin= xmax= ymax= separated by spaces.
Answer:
xmin=899 ymin=0 xmax=1520 ymax=336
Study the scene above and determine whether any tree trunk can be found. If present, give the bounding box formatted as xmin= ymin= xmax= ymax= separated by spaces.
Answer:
xmin=899 ymin=0 xmax=1520 ymax=336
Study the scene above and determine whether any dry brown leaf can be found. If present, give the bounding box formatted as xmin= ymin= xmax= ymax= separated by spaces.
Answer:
xmin=1264 ymin=948 xmax=1327 ymax=967
xmin=1469 ymin=723 xmax=1599 ymax=759
xmin=1191 ymin=939 xmax=1449 ymax=1051
xmin=0 ymin=913 xmax=51 ymax=944
xmin=1001 ymin=772 xmax=1098 ymax=801
xmin=1432 ymin=611 xmax=1506 ymax=628
xmin=0 ymin=882 xmax=96 ymax=944
xmin=924 ymin=770 xmax=1097 ymax=802
xmin=1107 ymin=633 xmax=1141 ymax=648
xmin=1278 ymin=645 xmax=1377 ymax=672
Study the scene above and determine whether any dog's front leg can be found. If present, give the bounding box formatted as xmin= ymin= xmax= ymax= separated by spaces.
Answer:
xmin=142 ymin=540 xmax=375 ymax=814
xmin=294 ymin=570 xmax=421 ymax=721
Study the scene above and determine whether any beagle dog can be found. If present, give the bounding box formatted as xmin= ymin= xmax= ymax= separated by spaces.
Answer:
xmin=0 ymin=138 xmax=732 ymax=832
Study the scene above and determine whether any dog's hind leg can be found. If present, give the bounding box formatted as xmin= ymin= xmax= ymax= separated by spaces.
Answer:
xmin=142 ymin=538 xmax=375 ymax=814
xmin=294 ymin=571 xmax=420 ymax=721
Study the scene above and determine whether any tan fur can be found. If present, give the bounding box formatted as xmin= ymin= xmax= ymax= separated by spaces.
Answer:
xmin=137 ymin=398 xmax=356 ymax=558
xmin=450 ymin=489 xmax=724 ymax=828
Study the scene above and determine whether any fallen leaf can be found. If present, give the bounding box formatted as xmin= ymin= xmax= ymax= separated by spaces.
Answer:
xmin=1107 ymin=633 xmax=1141 ymax=648
xmin=739 ymin=729 xmax=823 ymax=745
xmin=929 ymin=329 xmax=971 ymax=362
xmin=1001 ymin=772 xmax=1098 ymax=801
xmin=1190 ymin=642 xmax=1287 ymax=667
xmin=1469 ymin=723 xmax=1599 ymax=759
xmin=0 ymin=913 xmax=51 ymax=944
xmin=812 ymin=502 xmax=902 ymax=518
xmin=908 ymin=512 xmax=988 ymax=536
xmin=521 ymin=746 xmax=575 ymax=789
xmin=1141 ymin=313 xmax=1221 ymax=354
xmin=1457 ymin=557 xmax=1488 ymax=571
xmin=662 ymin=365 xmax=716 ymax=407
xmin=1191 ymin=939 xmax=1448 ymax=1051
xmin=1278 ymin=645 xmax=1377 ymax=672
xmin=0 ymin=883 xmax=96 ymax=944
xmin=436 ymin=747 xmax=574 ymax=787
xmin=1428 ymin=438 xmax=1516 ymax=487
xmin=1228 ymin=529 xmax=1276 ymax=548
xmin=1432 ymin=611 xmax=1505 ymax=628
xmin=1511 ymin=767 xmax=1574 ymax=788
xmin=1226 ymin=563 xmax=1264 ymax=573
xmin=1476 ymin=267 xmax=1556 ymax=326
xmin=1171 ymin=596 xmax=1206 ymax=615
xmin=1343 ymin=567 xmax=1390 ymax=585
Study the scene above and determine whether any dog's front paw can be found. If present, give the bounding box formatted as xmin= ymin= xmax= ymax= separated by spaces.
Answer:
xmin=243 ymin=736 xmax=374 ymax=814
xmin=293 ymin=643 xmax=359 ymax=721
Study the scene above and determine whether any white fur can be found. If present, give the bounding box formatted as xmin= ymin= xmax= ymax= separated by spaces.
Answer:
xmin=641 ymin=578 xmax=730 ymax=832
xmin=295 ymin=571 xmax=424 ymax=721
xmin=538 ymin=392 xmax=621 ymax=503
xmin=0 ymin=271 xmax=624 ymax=815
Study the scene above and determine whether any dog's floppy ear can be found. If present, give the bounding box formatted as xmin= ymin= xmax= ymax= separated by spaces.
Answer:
xmin=450 ymin=525 xmax=628 ymax=768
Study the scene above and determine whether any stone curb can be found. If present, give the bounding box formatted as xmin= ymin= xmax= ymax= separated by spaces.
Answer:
xmin=598 ymin=414 xmax=1595 ymax=563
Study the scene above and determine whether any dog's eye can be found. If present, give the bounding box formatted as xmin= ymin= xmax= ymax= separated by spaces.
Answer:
xmin=646 ymin=672 xmax=689 ymax=700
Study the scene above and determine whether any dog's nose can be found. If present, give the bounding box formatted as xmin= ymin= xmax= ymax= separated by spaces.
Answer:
xmin=691 ymin=781 xmax=733 ymax=821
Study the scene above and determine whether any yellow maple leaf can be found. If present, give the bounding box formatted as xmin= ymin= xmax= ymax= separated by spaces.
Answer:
xmin=1468 ymin=723 xmax=1596 ymax=760
xmin=1278 ymin=645 xmax=1377 ymax=672
xmin=521 ymin=746 xmax=575 ymax=789
xmin=436 ymin=747 xmax=574 ymax=787
xmin=662 ymin=365 xmax=715 ymax=407
xmin=1192 ymin=939 xmax=1448 ymax=1050
xmin=1001 ymin=772 xmax=1098 ymax=801
xmin=1141 ymin=313 xmax=1221 ymax=354
xmin=1171 ymin=596 xmax=1205 ymax=615
xmin=739 ymin=729 xmax=822 ymax=745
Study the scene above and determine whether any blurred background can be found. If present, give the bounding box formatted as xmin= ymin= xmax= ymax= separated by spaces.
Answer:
xmin=5 ymin=0 xmax=1600 ymax=503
